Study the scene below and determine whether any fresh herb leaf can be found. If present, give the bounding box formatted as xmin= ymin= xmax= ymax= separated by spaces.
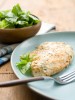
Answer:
xmin=21 ymin=62 xmax=31 ymax=74
xmin=16 ymin=53 xmax=33 ymax=75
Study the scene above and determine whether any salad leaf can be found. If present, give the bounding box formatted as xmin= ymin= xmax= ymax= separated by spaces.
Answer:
xmin=12 ymin=4 xmax=22 ymax=16
xmin=16 ymin=53 xmax=33 ymax=75
xmin=29 ymin=14 xmax=40 ymax=25
xmin=15 ymin=20 xmax=29 ymax=28
xmin=6 ymin=11 xmax=16 ymax=18
xmin=0 ymin=10 xmax=9 ymax=20
xmin=0 ymin=20 xmax=14 ymax=28
xmin=5 ymin=17 xmax=17 ymax=24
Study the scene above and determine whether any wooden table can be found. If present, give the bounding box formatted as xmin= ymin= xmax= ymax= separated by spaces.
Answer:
xmin=0 ymin=0 xmax=75 ymax=100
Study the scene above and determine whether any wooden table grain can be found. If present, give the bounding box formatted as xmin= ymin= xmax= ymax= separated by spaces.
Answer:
xmin=0 ymin=0 xmax=75 ymax=100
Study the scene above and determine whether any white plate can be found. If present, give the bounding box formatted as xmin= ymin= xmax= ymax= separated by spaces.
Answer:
xmin=11 ymin=31 xmax=75 ymax=100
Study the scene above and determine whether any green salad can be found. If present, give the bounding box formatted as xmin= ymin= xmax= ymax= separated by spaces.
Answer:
xmin=0 ymin=4 xmax=40 ymax=29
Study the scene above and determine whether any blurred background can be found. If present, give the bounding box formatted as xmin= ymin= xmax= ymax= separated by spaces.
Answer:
xmin=0 ymin=0 xmax=75 ymax=31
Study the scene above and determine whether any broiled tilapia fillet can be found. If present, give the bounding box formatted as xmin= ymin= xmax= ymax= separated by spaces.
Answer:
xmin=30 ymin=42 xmax=74 ymax=76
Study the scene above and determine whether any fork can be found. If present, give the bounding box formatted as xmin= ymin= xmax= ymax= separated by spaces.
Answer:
xmin=0 ymin=71 xmax=75 ymax=87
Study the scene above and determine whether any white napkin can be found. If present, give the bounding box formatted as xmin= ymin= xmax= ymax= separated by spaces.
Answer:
xmin=37 ymin=22 xmax=56 ymax=35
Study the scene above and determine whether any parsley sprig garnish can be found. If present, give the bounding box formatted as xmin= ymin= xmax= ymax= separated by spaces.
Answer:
xmin=16 ymin=53 xmax=33 ymax=75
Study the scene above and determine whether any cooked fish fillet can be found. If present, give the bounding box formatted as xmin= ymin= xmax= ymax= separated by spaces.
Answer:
xmin=30 ymin=42 xmax=74 ymax=76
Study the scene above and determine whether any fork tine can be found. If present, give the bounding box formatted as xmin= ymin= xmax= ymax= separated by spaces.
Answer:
xmin=60 ymin=71 xmax=75 ymax=80
xmin=62 ymin=75 xmax=75 ymax=84
xmin=64 ymin=74 xmax=75 ymax=81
